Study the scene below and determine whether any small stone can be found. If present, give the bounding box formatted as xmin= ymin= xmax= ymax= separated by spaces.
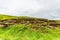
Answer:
xmin=0 ymin=24 xmax=5 ymax=27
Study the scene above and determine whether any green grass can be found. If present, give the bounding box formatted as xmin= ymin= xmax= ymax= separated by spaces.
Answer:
xmin=0 ymin=14 xmax=18 ymax=20
xmin=0 ymin=24 xmax=60 ymax=40
xmin=0 ymin=14 xmax=33 ymax=20
xmin=0 ymin=14 xmax=47 ymax=20
xmin=0 ymin=14 xmax=60 ymax=40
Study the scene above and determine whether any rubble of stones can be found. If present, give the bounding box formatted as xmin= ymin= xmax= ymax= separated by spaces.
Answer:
xmin=0 ymin=18 xmax=60 ymax=28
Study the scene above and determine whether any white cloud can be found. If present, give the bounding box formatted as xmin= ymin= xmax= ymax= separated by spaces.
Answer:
xmin=0 ymin=0 xmax=60 ymax=20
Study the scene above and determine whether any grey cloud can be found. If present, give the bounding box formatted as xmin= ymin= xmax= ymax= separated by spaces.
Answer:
xmin=0 ymin=0 xmax=60 ymax=20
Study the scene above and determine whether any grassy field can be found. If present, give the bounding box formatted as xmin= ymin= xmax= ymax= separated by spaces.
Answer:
xmin=0 ymin=24 xmax=60 ymax=40
xmin=0 ymin=14 xmax=60 ymax=40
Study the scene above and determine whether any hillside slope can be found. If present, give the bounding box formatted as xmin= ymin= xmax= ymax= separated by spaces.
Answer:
xmin=0 ymin=14 xmax=60 ymax=40
xmin=0 ymin=24 xmax=60 ymax=40
xmin=0 ymin=14 xmax=18 ymax=20
xmin=0 ymin=14 xmax=60 ymax=28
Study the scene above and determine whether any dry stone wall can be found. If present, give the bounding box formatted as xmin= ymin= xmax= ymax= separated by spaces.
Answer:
xmin=0 ymin=18 xmax=60 ymax=28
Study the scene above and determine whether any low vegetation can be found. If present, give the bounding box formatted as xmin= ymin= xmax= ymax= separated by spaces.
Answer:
xmin=0 ymin=14 xmax=60 ymax=40
xmin=0 ymin=24 xmax=60 ymax=40
xmin=0 ymin=14 xmax=18 ymax=20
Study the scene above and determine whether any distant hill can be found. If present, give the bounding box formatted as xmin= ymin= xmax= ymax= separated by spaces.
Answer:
xmin=0 ymin=14 xmax=48 ymax=20
xmin=0 ymin=14 xmax=18 ymax=20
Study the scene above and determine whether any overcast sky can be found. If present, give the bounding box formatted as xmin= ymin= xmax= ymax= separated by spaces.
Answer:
xmin=0 ymin=0 xmax=60 ymax=20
